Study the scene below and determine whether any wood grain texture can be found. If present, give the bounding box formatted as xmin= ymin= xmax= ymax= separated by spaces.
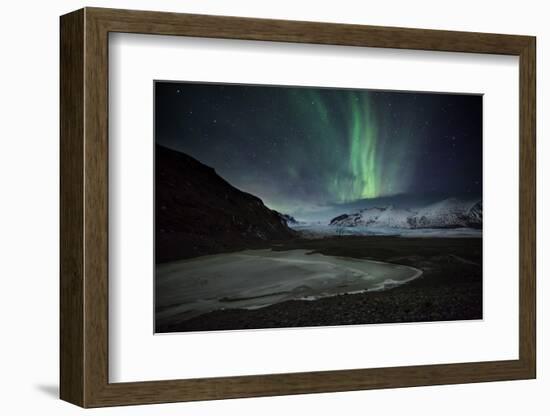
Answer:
xmin=59 ymin=8 xmax=84 ymax=407
xmin=89 ymin=7 xmax=532 ymax=54
xmin=518 ymin=38 xmax=536 ymax=375
xmin=59 ymin=7 xmax=537 ymax=408
xmin=83 ymin=10 xmax=110 ymax=406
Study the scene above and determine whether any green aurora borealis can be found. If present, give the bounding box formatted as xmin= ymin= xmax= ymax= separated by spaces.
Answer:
xmin=156 ymin=82 xmax=482 ymax=220
xmin=291 ymin=89 xmax=405 ymax=201
xmin=266 ymin=87 xmax=416 ymax=205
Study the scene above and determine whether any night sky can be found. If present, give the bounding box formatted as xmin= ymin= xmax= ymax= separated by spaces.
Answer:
xmin=155 ymin=82 xmax=482 ymax=221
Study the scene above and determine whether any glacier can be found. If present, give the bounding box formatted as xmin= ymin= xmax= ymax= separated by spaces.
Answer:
xmin=290 ymin=198 xmax=482 ymax=238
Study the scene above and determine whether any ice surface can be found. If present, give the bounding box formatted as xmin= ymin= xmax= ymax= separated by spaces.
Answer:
xmin=155 ymin=249 xmax=421 ymax=325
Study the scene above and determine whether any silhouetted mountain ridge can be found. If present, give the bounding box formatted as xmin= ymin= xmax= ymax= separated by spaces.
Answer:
xmin=156 ymin=145 xmax=295 ymax=263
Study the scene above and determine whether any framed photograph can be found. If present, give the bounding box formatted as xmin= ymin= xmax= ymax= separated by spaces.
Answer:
xmin=60 ymin=7 xmax=536 ymax=407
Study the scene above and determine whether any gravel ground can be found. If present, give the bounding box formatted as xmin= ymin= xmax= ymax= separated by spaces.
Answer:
xmin=156 ymin=236 xmax=482 ymax=333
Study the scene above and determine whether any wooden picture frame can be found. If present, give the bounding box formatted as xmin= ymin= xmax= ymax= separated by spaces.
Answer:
xmin=60 ymin=7 xmax=536 ymax=408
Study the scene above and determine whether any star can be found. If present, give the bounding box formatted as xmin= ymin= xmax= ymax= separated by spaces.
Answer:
xmin=156 ymin=81 xmax=482 ymax=213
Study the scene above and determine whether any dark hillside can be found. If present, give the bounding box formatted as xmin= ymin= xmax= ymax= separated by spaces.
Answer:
xmin=155 ymin=145 xmax=295 ymax=263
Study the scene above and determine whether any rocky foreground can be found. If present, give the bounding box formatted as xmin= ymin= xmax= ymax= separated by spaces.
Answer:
xmin=156 ymin=236 xmax=482 ymax=333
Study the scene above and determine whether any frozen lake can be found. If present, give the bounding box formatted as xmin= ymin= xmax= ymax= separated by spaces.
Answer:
xmin=155 ymin=249 xmax=422 ymax=326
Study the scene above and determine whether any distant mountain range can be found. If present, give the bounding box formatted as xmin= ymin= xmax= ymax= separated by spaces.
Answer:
xmin=278 ymin=213 xmax=299 ymax=225
xmin=329 ymin=198 xmax=482 ymax=229
xmin=156 ymin=145 xmax=295 ymax=263
xmin=155 ymin=145 xmax=482 ymax=262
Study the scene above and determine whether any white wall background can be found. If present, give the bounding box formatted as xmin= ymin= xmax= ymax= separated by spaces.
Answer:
xmin=0 ymin=0 xmax=545 ymax=414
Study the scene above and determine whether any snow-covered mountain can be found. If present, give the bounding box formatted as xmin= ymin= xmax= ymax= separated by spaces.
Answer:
xmin=329 ymin=207 xmax=386 ymax=227
xmin=371 ymin=206 xmax=414 ymax=228
xmin=468 ymin=201 xmax=482 ymax=225
xmin=329 ymin=198 xmax=482 ymax=229
xmin=272 ymin=211 xmax=302 ymax=226
xmin=280 ymin=213 xmax=299 ymax=225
